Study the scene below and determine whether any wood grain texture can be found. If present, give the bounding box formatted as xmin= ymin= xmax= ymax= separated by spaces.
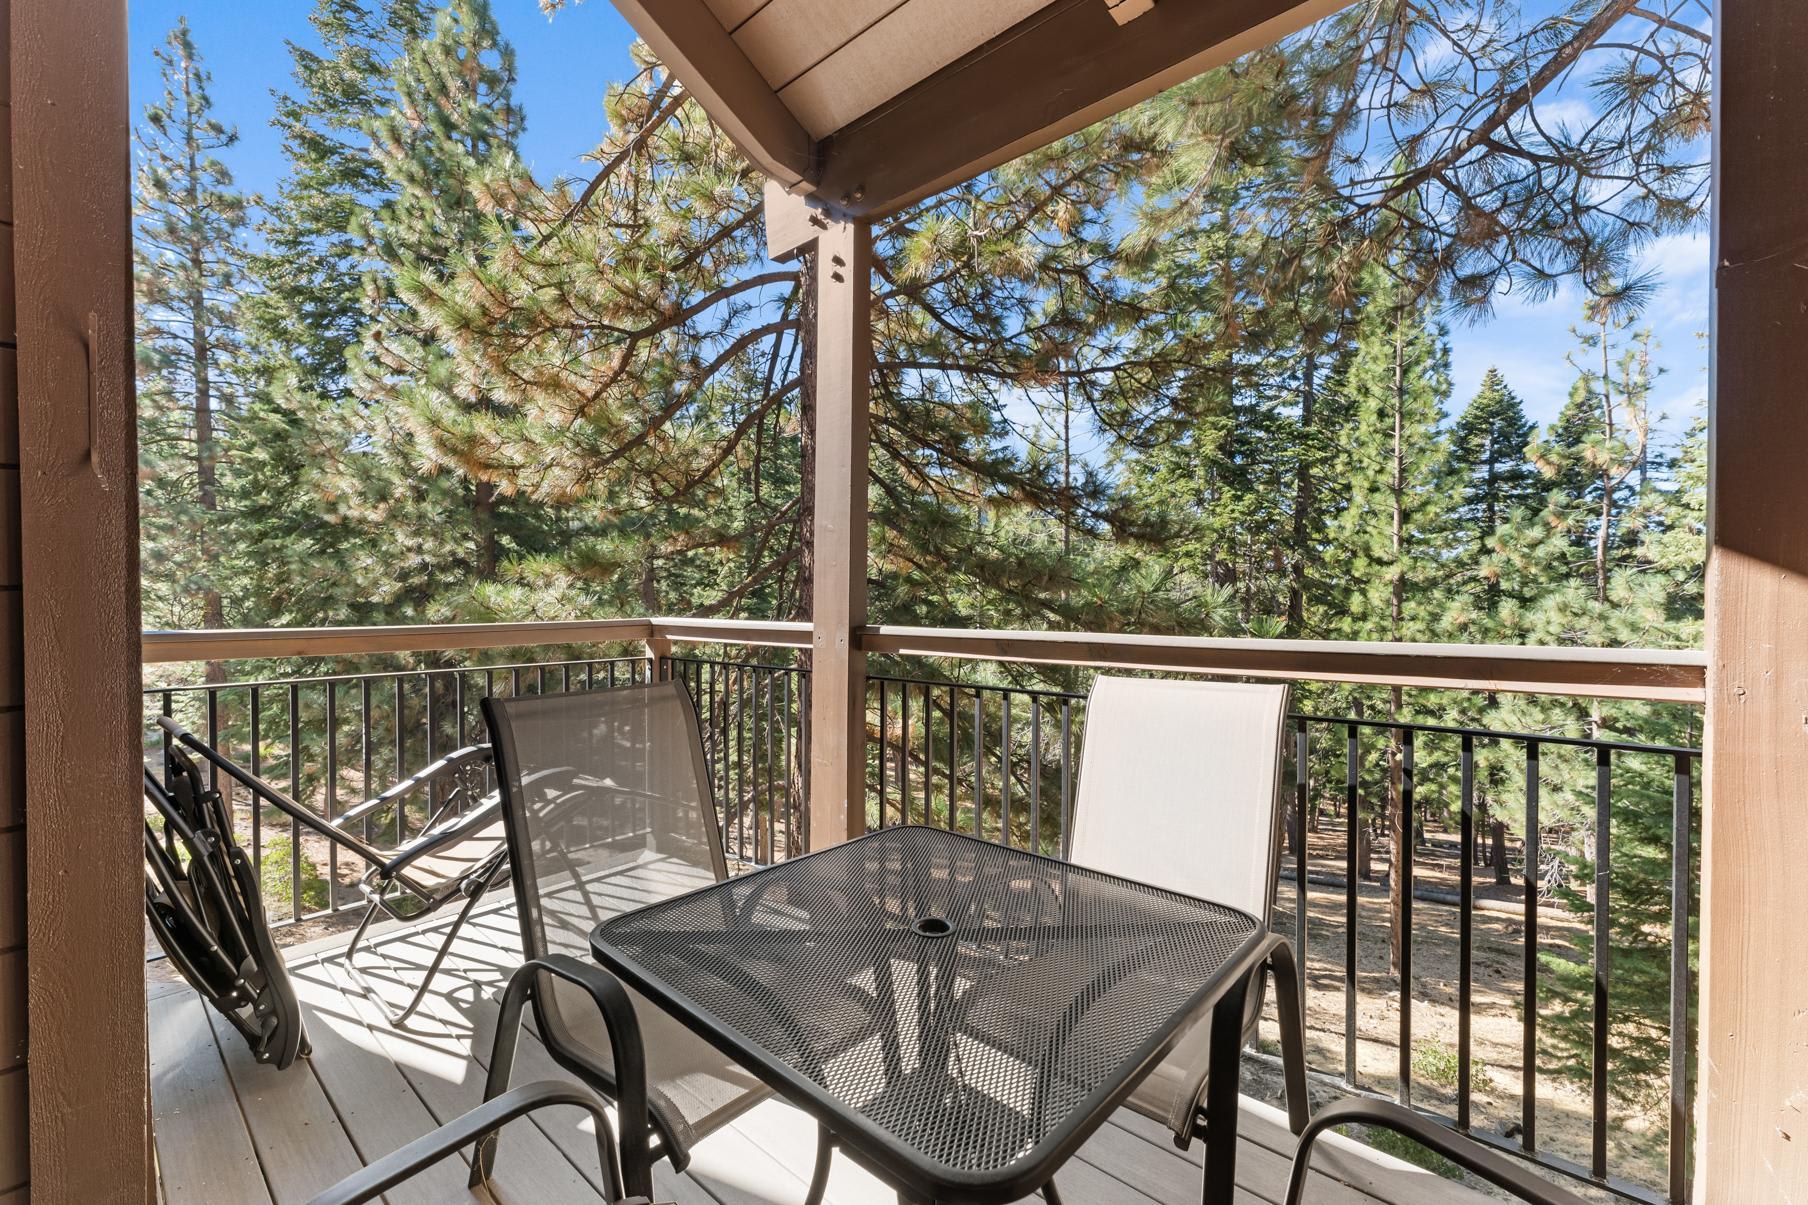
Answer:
xmin=812 ymin=0 xmax=1346 ymax=215
xmin=609 ymin=0 xmax=814 ymax=190
xmin=733 ymin=0 xmax=907 ymax=91
xmin=0 ymin=831 xmax=19 ymax=951
xmin=1698 ymin=0 xmax=1808 ymax=1197
xmin=776 ymin=0 xmax=1047 ymax=137
xmin=0 ymin=109 xmax=11 ymax=225
xmin=858 ymin=625 xmax=1707 ymax=703
xmin=141 ymin=616 xmax=655 ymax=664
xmin=805 ymin=217 xmax=872 ymax=848
xmin=147 ymin=994 xmax=271 ymax=1205
xmin=0 ymin=712 xmax=17 ymax=831
xmin=0 ymin=951 xmax=20 ymax=1070
xmin=0 ymin=1070 xmax=21 ymax=1192
xmin=0 ymin=349 xmax=17 ymax=465
xmin=12 ymin=0 xmax=148 ymax=1198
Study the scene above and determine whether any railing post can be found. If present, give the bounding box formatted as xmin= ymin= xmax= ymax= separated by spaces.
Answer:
xmin=769 ymin=185 xmax=871 ymax=850
xmin=644 ymin=632 xmax=671 ymax=683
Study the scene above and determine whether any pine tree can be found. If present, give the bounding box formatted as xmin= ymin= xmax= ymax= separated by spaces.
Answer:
xmin=1325 ymin=259 xmax=1456 ymax=974
xmin=134 ymin=18 xmax=257 ymax=671
xmin=351 ymin=0 xmax=547 ymax=608
xmin=1450 ymin=368 xmax=1541 ymax=604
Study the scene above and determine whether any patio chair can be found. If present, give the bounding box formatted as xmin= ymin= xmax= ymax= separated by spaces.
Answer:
xmin=475 ymin=680 xmax=838 ymax=1202
xmin=155 ymin=716 xmax=508 ymax=1026
xmin=145 ymin=761 xmax=309 ymax=1069
xmin=1064 ymin=676 xmax=1310 ymax=1147
xmin=1283 ymin=1098 xmax=1589 ymax=1205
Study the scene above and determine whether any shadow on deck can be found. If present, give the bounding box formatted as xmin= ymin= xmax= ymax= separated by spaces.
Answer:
xmin=147 ymin=905 xmax=1490 ymax=1205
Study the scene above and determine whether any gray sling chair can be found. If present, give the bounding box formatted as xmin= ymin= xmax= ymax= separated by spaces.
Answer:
xmin=1057 ymin=676 xmax=1310 ymax=1199
xmin=157 ymin=716 xmax=508 ymax=1026
xmin=471 ymin=680 xmax=867 ymax=1203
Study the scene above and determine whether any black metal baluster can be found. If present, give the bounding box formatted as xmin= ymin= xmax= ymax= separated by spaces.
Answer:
xmin=973 ymin=689 xmax=985 ymax=838
xmin=1001 ymin=693 xmax=1013 ymax=847
xmin=945 ymin=686 xmax=957 ymax=831
xmin=1523 ymin=740 xmax=1541 ymax=1154
xmin=922 ymin=682 xmax=934 ymax=826
xmin=1592 ymin=743 xmax=1612 ymax=1181
xmin=1345 ymin=722 xmax=1358 ymax=1087
xmin=360 ymin=679 xmax=372 ymax=841
xmin=289 ymin=682 xmax=302 ymax=921
xmin=784 ymin=670 xmax=796 ymax=854
xmin=1459 ymin=732 xmax=1475 ymax=1131
xmin=877 ymin=679 xmax=889 ymax=828
xmin=426 ymin=671 xmax=440 ymax=814
xmin=898 ymin=679 xmax=911 ymax=826
xmin=1030 ymin=701 xmax=1042 ymax=856
xmin=1294 ymin=718 xmax=1309 ymax=1022
xmin=1668 ymin=752 xmax=1693 ymax=1205
xmin=205 ymin=689 xmax=221 ymax=797
xmin=326 ymin=681 xmax=339 ymax=909
xmin=250 ymin=688 xmax=263 ymax=900
xmin=765 ymin=668 xmax=776 ymax=861
xmin=1059 ymin=700 xmax=1073 ymax=857
xmin=393 ymin=676 xmax=405 ymax=845
xmin=1398 ymin=727 xmax=1414 ymax=1107
xmin=456 ymin=670 xmax=467 ymax=751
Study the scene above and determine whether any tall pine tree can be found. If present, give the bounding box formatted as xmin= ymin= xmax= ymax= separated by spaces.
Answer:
xmin=134 ymin=18 xmax=256 ymax=665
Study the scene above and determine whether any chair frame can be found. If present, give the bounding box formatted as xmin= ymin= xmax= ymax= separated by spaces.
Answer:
xmin=480 ymin=681 xmax=834 ymax=1203
xmin=157 ymin=716 xmax=509 ymax=1026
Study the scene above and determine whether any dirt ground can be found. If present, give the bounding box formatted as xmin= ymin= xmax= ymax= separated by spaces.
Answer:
xmin=1245 ymin=814 xmax=1674 ymax=1202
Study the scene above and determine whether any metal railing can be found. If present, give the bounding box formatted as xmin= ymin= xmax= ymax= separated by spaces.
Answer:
xmin=865 ymin=670 xmax=1698 ymax=1205
xmin=660 ymin=654 xmax=810 ymax=864
xmin=141 ymin=618 xmax=1704 ymax=1203
xmin=143 ymin=655 xmax=652 ymax=926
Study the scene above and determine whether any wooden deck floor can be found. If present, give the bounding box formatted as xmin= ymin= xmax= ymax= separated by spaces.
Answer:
xmin=147 ymin=905 xmax=1489 ymax=1205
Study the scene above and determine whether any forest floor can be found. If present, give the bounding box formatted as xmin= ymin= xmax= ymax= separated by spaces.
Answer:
xmin=1252 ymin=814 xmax=1673 ymax=1202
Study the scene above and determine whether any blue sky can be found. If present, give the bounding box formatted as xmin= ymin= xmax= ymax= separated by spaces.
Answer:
xmin=129 ymin=0 xmax=1710 ymax=453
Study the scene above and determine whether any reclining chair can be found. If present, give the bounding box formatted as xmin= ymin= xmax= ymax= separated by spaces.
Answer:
xmin=154 ymin=717 xmax=508 ymax=1027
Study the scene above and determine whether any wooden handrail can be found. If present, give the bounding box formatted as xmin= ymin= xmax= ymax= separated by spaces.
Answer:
xmin=856 ymin=625 xmax=1707 ymax=703
xmin=140 ymin=618 xmax=1707 ymax=703
xmin=140 ymin=618 xmax=657 ymax=663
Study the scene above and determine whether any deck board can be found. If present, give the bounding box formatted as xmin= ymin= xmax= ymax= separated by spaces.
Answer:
xmin=149 ymin=902 xmax=1497 ymax=1205
xmin=148 ymin=992 xmax=273 ymax=1205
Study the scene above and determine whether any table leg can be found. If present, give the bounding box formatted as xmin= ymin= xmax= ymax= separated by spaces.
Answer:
xmin=1200 ymin=971 xmax=1252 ymax=1205
xmin=805 ymin=1125 xmax=835 ymax=1205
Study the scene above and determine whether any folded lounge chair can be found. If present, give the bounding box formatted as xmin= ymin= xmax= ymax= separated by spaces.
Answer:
xmin=155 ymin=716 xmax=508 ymax=1026
xmin=145 ymin=756 xmax=310 ymax=1069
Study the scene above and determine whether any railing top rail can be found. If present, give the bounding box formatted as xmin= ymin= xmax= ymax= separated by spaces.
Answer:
xmin=859 ymin=625 xmax=1707 ymax=704
xmin=141 ymin=618 xmax=1707 ymax=703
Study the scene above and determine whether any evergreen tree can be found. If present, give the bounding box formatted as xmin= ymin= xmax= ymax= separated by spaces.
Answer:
xmin=351 ymin=0 xmax=550 ymax=610
xmin=1450 ymin=367 xmax=1541 ymax=604
xmin=1325 ymin=259 xmax=1456 ymax=974
xmin=134 ymin=19 xmax=256 ymax=665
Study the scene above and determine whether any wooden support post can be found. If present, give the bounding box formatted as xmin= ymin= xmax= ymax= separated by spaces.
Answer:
xmin=645 ymin=632 xmax=671 ymax=683
xmin=769 ymin=184 xmax=872 ymax=851
xmin=1699 ymin=1 xmax=1808 ymax=1197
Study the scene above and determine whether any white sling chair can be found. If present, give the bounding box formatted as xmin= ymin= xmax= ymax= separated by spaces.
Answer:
xmin=1065 ymin=675 xmax=1309 ymax=1149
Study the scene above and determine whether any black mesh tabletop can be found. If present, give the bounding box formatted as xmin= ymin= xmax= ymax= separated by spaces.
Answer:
xmin=589 ymin=824 xmax=1264 ymax=1201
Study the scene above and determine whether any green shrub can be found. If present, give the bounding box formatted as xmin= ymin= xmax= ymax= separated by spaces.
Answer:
xmin=1410 ymin=1037 xmax=1488 ymax=1091
xmin=1358 ymin=1125 xmax=1464 ymax=1180
xmin=258 ymin=834 xmax=330 ymax=915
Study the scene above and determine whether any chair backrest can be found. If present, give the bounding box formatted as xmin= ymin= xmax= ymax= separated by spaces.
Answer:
xmin=1067 ymin=676 xmax=1291 ymax=924
xmin=483 ymin=680 xmax=728 ymax=984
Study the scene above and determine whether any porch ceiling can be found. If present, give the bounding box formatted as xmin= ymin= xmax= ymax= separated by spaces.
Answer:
xmin=609 ymin=0 xmax=1346 ymax=217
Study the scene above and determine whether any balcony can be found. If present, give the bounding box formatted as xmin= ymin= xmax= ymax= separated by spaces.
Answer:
xmin=141 ymin=618 xmax=1703 ymax=1204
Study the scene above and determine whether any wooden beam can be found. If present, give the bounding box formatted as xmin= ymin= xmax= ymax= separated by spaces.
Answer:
xmin=763 ymin=179 xmax=837 ymax=262
xmin=858 ymin=626 xmax=1708 ymax=703
xmin=810 ymin=0 xmax=1344 ymax=215
xmin=804 ymin=216 xmax=872 ymax=849
xmin=11 ymin=0 xmax=149 ymax=1199
xmin=609 ymin=0 xmax=817 ymax=192
xmin=1697 ymin=0 xmax=1808 ymax=1196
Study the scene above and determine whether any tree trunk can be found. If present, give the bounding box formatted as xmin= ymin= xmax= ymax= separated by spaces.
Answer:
xmin=1287 ymin=348 xmax=1318 ymax=635
xmin=1492 ymin=818 xmax=1510 ymax=884
xmin=1387 ymin=305 xmax=1408 ymax=977
xmin=793 ymin=248 xmax=818 ymax=623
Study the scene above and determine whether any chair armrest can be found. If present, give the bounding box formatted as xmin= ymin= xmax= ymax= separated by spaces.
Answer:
xmin=480 ymin=954 xmax=658 ymax=1200
xmin=375 ymin=795 xmax=506 ymax=883
xmin=335 ymin=744 xmax=492 ymax=832
xmin=1283 ymin=1098 xmax=1590 ymax=1205
xmin=1168 ymin=932 xmax=1310 ymax=1144
xmin=302 ymin=1080 xmax=617 ymax=1205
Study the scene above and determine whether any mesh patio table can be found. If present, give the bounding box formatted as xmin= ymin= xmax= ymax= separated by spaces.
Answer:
xmin=589 ymin=824 xmax=1277 ymax=1204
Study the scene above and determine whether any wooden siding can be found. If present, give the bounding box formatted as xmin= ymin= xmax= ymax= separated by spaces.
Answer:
xmin=0 ymin=0 xmax=22 ymax=1191
xmin=12 ymin=0 xmax=148 ymax=1198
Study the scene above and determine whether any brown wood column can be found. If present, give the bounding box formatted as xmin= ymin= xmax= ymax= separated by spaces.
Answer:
xmin=12 ymin=0 xmax=148 ymax=1200
xmin=1699 ymin=0 xmax=1808 ymax=1197
xmin=803 ymin=213 xmax=872 ymax=849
